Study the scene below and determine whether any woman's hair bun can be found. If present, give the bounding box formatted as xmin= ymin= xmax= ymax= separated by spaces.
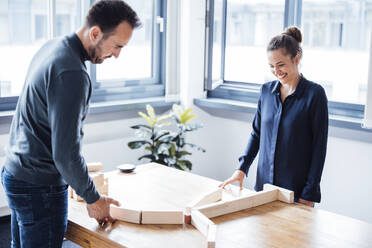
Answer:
xmin=282 ymin=26 xmax=302 ymax=43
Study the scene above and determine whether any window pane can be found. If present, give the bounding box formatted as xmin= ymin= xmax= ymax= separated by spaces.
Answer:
xmin=56 ymin=0 xmax=81 ymax=37
xmin=224 ymin=0 xmax=285 ymax=83
xmin=0 ymin=0 xmax=48 ymax=97
xmin=302 ymin=0 xmax=372 ymax=104
xmin=212 ymin=0 xmax=223 ymax=81
xmin=96 ymin=0 xmax=153 ymax=82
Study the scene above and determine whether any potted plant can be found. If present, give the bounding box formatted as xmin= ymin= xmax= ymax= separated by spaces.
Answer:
xmin=128 ymin=104 xmax=205 ymax=170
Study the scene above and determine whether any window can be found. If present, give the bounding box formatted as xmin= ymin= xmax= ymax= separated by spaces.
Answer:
xmin=206 ymin=0 xmax=372 ymax=121
xmin=301 ymin=0 xmax=372 ymax=105
xmin=0 ymin=0 xmax=48 ymax=98
xmin=224 ymin=0 xmax=285 ymax=84
xmin=93 ymin=0 xmax=166 ymax=102
xmin=0 ymin=0 xmax=166 ymax=111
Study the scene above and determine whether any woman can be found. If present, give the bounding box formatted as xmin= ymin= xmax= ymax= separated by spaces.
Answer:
xmin=220 ymin=26 xmax=328 ymax=207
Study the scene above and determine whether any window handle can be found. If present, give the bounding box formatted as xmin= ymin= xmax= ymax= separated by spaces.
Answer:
xmin=156 ymin=16 xmax=164 ymax=33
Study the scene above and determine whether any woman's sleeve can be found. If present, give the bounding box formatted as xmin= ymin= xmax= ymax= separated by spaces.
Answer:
xmin=237 ymin=90 xmax=262 ymax=176
xmin=300 ymin=86 xmax=329 ymax=202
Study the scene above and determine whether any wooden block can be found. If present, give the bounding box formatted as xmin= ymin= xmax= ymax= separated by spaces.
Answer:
xmin=97 ymin=183 xmax=108 ymax=196
xmin=263 ymin=184 xmax=294 ymax=203
xmin=87 ymin=162 xmax=103 ymax=172
xmin=196 ymin=189 xmax=279 ymax=218
xmin=251 ymin=188 xmax=278 ymax=207
xmin=68 ymin=186 xmax=74 ymax=199
xmin=110 ymin=205 xmax=141 ymax=224
xmin=141 ymin=210 xmax=184 ymax=224
xmin=189 ymin=188 xmax=223 ymax=208
xmin=90 ymin=172 xmax=104 ymax=188
xmin=191 ymin=210 xmax=214 ymax=237
xmin=207 ymin=224 xmax=217 ymax=248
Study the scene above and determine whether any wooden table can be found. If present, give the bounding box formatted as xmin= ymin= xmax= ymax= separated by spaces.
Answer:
xmin=65 ymin=163 xmax=372 ymax=248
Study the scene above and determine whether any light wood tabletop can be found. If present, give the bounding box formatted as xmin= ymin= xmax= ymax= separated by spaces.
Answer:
xmin=65 ymin=163 xmax=372 ymax=248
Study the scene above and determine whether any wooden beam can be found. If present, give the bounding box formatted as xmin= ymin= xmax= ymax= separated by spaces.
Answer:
xmin=207 ymin=224 xmax=217 ymax=248
xmin=110 ymin=205 xmax=142 ymax=224
xmin=189 ymin=188 xmax=223 ymax=208
xmin=141 ymin=210 xmax=184 ymax=224
xmin=87 ymin=162 xmax=103 ymax=172
xmin=263 ymin=184 xmax=294 ymax=203
xmin=191 ymin=210 xmax=214 ymax=237
xmin=196 ymin=188 xmax=278 ymax=218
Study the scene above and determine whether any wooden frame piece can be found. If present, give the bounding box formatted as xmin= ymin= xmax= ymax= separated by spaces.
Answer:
xmin=141 ymin=210 xmax=184 ymax=224
xmin=195 ymin=188 xmax=278 ymax=218
xmin=207 ymin=224 xmax=217 ymax=248
xmin=191 ymin=210 xmax=214 ymax=237
xmin=263 ymin=183 xmax=294 ymax=203
xmin=110 ymin=205 xmax=142 ymax=224
xmin=189 ymin=188 xmax=223 ymax=208
xmin=87 ymin=162 xmax=103 ymax=172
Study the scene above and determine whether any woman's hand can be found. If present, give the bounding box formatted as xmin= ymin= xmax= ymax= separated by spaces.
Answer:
xmin=219 ymin=170 xmax=245 ymax=190
xmin=298 ymin=198 xmax=314 ymax=207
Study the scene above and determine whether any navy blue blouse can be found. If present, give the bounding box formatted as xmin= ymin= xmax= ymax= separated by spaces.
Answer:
xmin=238 ymin=75 xmax=328 ymax=202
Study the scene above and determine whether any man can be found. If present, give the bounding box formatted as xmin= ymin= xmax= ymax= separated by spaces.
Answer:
xmin=1 ymin=1 xmax=141 ymax=247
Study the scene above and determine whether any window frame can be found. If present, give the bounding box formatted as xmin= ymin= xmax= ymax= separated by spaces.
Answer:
xmin=0 ymin=0 xmax=167 ymax=111
xmin=204 ymin=0 xmax=366 ymax=122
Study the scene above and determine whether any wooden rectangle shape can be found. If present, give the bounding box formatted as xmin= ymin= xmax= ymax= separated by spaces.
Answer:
xmin=110 ymin=205 xmax=141 ymax=224
xmin=141 ymin=210 xmax=184 ymax=224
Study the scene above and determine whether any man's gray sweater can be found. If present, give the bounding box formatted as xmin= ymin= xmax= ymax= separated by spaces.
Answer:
xmin=4 ymin=34 xmax=100 ymax=204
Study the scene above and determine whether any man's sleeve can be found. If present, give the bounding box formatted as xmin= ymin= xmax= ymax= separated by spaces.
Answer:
xmin=237 ymin=93 xmax=262 ymax=176
xmin=300 ymin=86 xmax=329 ymax=202
xmin=47 ymin=71 xmax=100 ymax=204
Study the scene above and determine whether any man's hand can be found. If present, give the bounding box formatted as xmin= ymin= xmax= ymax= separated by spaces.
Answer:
xmin=298 ymin=198 xmax=314 ymax=207
xmin=219 ymin=170 xmax=245 ymax=190
xmin=86 ymin=196 xmax=120 ymax=226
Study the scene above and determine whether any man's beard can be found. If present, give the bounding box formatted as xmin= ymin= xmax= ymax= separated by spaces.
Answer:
xmin=88 ymin=39 xmax=104 ymax=64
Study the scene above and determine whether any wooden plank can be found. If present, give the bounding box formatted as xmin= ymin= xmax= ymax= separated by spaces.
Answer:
xmin=196 ymin=189 xmax=278 ymax=218
xmin=191 ymin=210 xmax=214 ymax=237
xmin=207 ymin=224 xmax=216 ymax=248
xmin=141 ymin=210 xmax=184 ymax=224
xmin=263 ymin=184 xmax=294 ymax=203
xmin=110 ymin=205 xmax=141 ymax=224
xmin=189 ymin=188 xmax=223 ymax=208
xmin=87 ymin=162 xmax=104 ymax=172
xmin=90 ymin=172 xmax=104 ymax=188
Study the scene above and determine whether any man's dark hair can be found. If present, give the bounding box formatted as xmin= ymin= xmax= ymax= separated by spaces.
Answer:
xmin=86 ymin=0 xmax=141 ymax=35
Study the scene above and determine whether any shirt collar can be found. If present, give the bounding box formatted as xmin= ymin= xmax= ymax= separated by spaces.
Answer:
xmin=66 ymin=33 xmax=90 ymax=63
xmin=271 ymin=74 xmax=306 ymax=98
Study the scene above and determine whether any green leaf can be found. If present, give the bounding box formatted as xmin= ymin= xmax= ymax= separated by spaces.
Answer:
xmin=130 ymin=124 xmax=152 ymax=130
xmin=158 ymin=134 xmax=175 ymax=143
xmin=138 ymin=154 xmax=155 ymax=161
xmin=145 ymin=145 xmax=153 ymax=152
xmin=169 ymin=143 xmax=176 ymax=158
xmin=157 ymin=143 xmax=171 ymax=154
xmin=176 ymin=150 xmax=192 ymax=158
xmin=128 ymin=141 xmax=151 ymax=149
xmin=174 ymin=161 xmax=188 ymax=171
xmin=154 ymin=130 xmax=170 ymax=141
xmin=185 ymin=143 xmax=206 ymax=152
xmin=177 ymin=159 xmax=192 ymax=170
